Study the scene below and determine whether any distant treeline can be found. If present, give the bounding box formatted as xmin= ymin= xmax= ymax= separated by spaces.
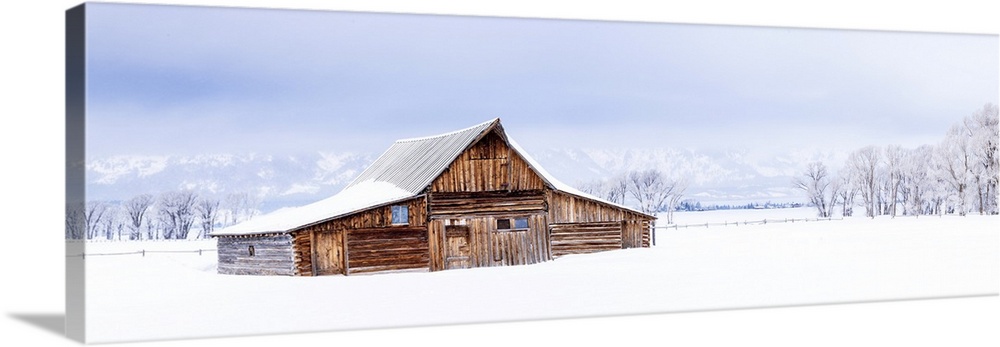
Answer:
xmin=66 ymin=191 xmax=262 ymax=241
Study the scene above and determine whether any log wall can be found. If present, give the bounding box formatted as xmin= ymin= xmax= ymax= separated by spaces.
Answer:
xmin=548 ymin=191 xmax=653 ymax=252
xmin=346 ymin=227 xmax=429 ymax=274
xmin=292 ymin=231 xmax=313 ymax=276
xmin=431 ymin=130 xmax=546 ymax=193
xmin=428 ymin=190 xmax=546 ymax=218
xmin=550 ymin=221 xmax=623 ymax=257
xmin=217 ymin=234 xmax=295 ymax=276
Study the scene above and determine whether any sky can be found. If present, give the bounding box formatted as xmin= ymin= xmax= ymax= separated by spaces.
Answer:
xmin=84 ymin=3 xmax=999 ymax=159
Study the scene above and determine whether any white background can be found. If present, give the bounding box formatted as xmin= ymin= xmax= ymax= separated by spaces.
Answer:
xmin=1 ymin=1 xmax=997 ymax=346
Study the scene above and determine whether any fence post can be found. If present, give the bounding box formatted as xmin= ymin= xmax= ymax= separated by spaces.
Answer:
xmin=142 ymin=250 xmax=145 ymax=257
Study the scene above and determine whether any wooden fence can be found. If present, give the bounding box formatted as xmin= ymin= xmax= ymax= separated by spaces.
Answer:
xmin=655 ymin=217 xmax=843 ymax=230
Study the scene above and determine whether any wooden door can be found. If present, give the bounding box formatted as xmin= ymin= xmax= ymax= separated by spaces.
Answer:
xmin=314 ymin=231 xmax=345 ymax=275
xmin=444 ymin=225 xmax=471 ymax=269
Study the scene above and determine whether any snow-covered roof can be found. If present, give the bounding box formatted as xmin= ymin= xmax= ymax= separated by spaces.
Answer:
xmin=212 ymin=118 xmax=651 ymax=236
xmin=211 ymin=180 xmax=414 ymax=235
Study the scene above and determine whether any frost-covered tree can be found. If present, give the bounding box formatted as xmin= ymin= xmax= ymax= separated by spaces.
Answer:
xmin=196 ymin=197 xmax=220 ymax=238
xmin=124 ymin=193 xmax=154 ymax=240
xmin=847 ymin=146 xmax=881 ymax=218
xmin=100 ymin=204 xmax=127 ymax=240
xmin=578 ymin=175 xmax=628 ymax=205
xmin=883 ymin=145 xmax=905 ymax=217
xmin=835 ymin=171 xmax=857 ymax=217
xmin=223 ymin=191 xmax=262 ymax=226
xmin=66 ymin=204 xmax=85 ymax=240
xmin=85 ymin=201 xmax=109 ymax=240
xmin=626 ymin=169 xmax=686 ymax=224
xmin=900 ymin=145 xmax=933 ymax=215
xmin=793 ymin=161 xmax=837 ymax=218
xmin=158 ymin=190 xmax=198 ymax=239
xmin=965 ymin=103 xmax=999 ymax=214
xmin=935 ymin=124 xmax=973 ymax=216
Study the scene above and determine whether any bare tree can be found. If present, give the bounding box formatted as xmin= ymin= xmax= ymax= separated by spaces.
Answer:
xmin=793 ymin=162 xmax=836 ymax=218
xmin=627 ymin=169 xmax=672 ymax=216
xmin=158 ymin=190 xmax=199 ymax=239
xmin=900 ymin=145 xmax=933 ymax=216
xmin=223 ymin=191 xmax=262 ymax=226
xmin=847 ymin=146 xmax=881 ymax=218
xmin=664 ymin=179 xmax=688 ymax=224
xmin=935 ymin=124 xmax=973 ymax=216
xmin=965 ymin=103 xmax=999 ymax=214
xmin=85 ymin=201 xmax=109 ymax=240
xmin=124 ymin=194 xmax=154 ymax=240
xmin=625 ymin=169 xmax=686 ymax=224
xmin=883 ymin=145 xmax=905 ymax=217
xmin=577 ymin=174 xmax=628 ymax=205
xmin=100 ymin=204 xmax=126 ymax=240
xmin=66 ymin=203 xmax=85 ymax=240
xmin=196 ymin=197 xmax=220 ymax=238
xmin=835 ymin=170 xmax=857 ymax=217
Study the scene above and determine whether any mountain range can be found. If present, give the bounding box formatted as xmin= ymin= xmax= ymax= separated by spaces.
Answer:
xmin=85 ymin=147 xmax=836 ymax=213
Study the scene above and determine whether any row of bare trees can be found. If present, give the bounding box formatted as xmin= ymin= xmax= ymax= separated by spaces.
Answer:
xmin=795 ymin=103 xmax=998 ymax=218
xmin=66 ymin=191 xmax=261 ymax=240
xmin=578 ymin=169 xmax=689 ymax=224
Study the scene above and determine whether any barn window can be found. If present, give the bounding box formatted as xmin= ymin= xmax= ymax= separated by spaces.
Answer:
xmin=391 ymin=205 xmax=409 ymax=225
xmin=248 ymin=245 xmax=255 ymax=257
xmin=496 ymin=217 xmax=529 ymax=231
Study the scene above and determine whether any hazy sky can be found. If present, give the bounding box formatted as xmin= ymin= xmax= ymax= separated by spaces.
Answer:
xmin=85 ymin=3 xmax=998 ymax=158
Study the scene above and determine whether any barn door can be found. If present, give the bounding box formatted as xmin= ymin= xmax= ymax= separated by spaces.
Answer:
xmin=444 ymin=224 xmax=471 ymax=269
xmin=314 ymin=231 xmax=345 ymax=275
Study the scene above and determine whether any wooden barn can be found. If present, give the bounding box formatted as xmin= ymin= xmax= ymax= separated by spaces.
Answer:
xmin=211 ymin=118 xmax=654 ymax=276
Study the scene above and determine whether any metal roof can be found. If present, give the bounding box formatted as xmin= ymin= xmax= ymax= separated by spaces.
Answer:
xmin=344 ymin=118 xmax=501 ymax=194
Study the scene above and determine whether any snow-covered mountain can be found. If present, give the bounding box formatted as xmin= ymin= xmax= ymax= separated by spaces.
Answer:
xmin=86 ymin=147 xmax=836 ymax=212
xmin=529 ymin=147 xmax=843 ymax=206
xmin=85 ymin=152 xmax=374 ymax=211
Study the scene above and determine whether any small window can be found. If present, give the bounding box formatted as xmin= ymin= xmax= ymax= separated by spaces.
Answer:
xmin=391 ymin=205 xmax=409 ymax=225
xmin=496 ymin=217 xmax=529 ymax=231
xmin=248 ymin=245 xmax=255 ymax=257
xmin=496 ymin=219 xmax=511 ymax=230
xmin=514 ymin=217 xmax=528 ymax=229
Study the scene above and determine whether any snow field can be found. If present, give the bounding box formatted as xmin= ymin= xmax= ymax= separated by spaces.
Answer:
xmin=80 ymin=208 xmax=998 ymax=343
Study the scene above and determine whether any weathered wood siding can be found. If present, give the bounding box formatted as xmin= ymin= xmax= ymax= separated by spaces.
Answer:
xmin=428 ymin=190 xmax=546 ymax=218
xmin=429 ymin=214 xmax=549 ymax=271
xmin=431 ymin=130 xmax=546 ymax=193
xmin=347 ymin=227 xmax=429 ymax=274
xmin=548 ymin=191 xmax=653 ymax=254
xmin=312 ymin=230 xmax=345 ymax=276
xmin=292 ymin=231 xmax=313 ymax=276
xmin=289 ymin=197 xmax=430 ymax=276
xmin=217 ymin=234 xmax=295 ymax=276
xmin=550 ymin=221 xmax=622 ymax=257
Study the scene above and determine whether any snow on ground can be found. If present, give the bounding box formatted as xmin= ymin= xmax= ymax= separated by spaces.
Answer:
xmin=79 ymin=208 xmax=999 ymax=343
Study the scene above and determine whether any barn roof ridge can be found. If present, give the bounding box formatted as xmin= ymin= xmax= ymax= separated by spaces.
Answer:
xmin=394 ymin=117 xmax=500 ymax=143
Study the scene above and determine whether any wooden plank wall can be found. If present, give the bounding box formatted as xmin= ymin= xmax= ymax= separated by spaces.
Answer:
xmin=429 ymin=215 xmax=549 ymax=271
xmin=485 ymin=214 xmax=549 ymax=266
xmin=217 ymin=234 xmax=295 ymax=276
xmin=548 ymin=191 xmax=653 ymax=250
xmin=346 ymin=227 xmax=429 ymax=274
xmin=429 ymin=190 xmax=546 ymax=218
xmin=431 ymin=130 xmax=546 ymax=193
xmin=550 ymin=222 xmax=622 ymax=257
xmin=313 ymin=230 xmax=345 ymax=276
xmin=290 ymin=197 xmax=428 ymax=276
